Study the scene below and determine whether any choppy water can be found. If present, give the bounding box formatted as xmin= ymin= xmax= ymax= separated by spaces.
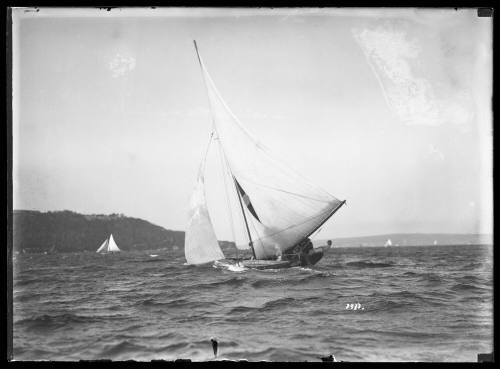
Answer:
xmin=12 ymin=244 xmax=493 ymax=362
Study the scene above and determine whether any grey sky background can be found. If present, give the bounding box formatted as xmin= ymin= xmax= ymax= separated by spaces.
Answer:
xmin=12 ymin=8 xmax=492 ymax=239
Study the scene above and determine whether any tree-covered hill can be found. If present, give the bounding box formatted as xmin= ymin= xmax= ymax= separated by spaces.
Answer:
xmin=12 ymin=210 xmax=187 ymax=253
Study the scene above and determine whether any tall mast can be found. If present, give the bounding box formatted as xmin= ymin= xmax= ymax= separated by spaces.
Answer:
xmin=193 ymin=40 xmax=203 ymax=69
xmin=216 ymin=137 xmax=239 ymax=260
xmin=193 ymin=40 xmax=256 ymax=259
xmin=233 ymin=176 xmax=257 ymax=259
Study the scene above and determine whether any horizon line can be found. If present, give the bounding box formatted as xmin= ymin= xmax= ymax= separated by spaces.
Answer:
xmin=11 ymin=208 xmax=493 ymax=238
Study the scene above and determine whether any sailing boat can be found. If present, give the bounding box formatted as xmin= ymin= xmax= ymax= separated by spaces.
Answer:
xmin=185 ymin=41 xmax=346 ymax=269
xmin=96 ymin=234 xmax=121 ymax=254
xmin=384 ymin=239 xmax=392 ymax=247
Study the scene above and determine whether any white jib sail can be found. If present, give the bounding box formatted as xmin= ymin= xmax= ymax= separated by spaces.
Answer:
xmin=96 ymin=238 xmax=109 ymax=253
xmin=195 ymin=44 xmax=344 ymax=259
xmin=107 ymin=234 xmax=121 ymax=252
xmin=185 ymin=142 xmax=225 ymax=265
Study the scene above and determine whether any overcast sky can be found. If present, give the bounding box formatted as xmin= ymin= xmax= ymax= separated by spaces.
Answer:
xmin=12 ymin=8 xmax=492 ymax=239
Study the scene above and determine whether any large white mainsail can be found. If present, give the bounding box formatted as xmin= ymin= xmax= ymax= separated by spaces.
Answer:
xmin=194 ymin=41 xmax=344 ymax=259
xmin=185 ymin=136 xmax=226 ymax=265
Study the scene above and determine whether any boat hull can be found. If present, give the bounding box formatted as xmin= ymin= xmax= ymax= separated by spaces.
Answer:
xmin=284 ymin=249 xmax=324 ymax=267
xmin=227 ymin=248 xmax=325 ymax=269
xmin=239 ymin=259 xmax=291 ymax=269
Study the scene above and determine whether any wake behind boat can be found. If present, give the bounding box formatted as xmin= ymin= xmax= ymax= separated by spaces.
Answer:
xmin=184 ymin=41 xmax=345 ymax=270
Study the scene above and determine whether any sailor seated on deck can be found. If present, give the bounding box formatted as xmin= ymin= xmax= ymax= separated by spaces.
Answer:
xmin=303 ymin=238 xmax=314 ymax=254
xmin=293 ymin=238 xmax=311 ymax=254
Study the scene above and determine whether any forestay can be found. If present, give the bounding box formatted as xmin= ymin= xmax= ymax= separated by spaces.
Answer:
xmin=195 ymin=46 xmax=344 ymax=259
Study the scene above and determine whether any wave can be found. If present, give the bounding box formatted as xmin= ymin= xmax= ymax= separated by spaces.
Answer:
xmin=13 ymin=244 xmax=492 ymax=362
xmin=450 ymin=282 xmax=487 ymax=292
xmin=420 ymin=272 xmax=447 ymax=283
xmin=15 ymin=313 xmax=108 ymax=331
xmin=213 ymin=346 xmax=317 ymax=362
xmin=138 ymin=298 xmax=207 ymax=309
xmin=264 ymin=296 xmax=298 ymax=310
xmin=358 ymin=328 xmax=449 ymax=340
xmin=250 ymin=279 xmax=283 ymax=289
xmin=13 ymin=278 xmax=40 ymax=287
xmin=142 ymin=258 xmax=164 ymax=263
xmin=345 ymin=261 xmax=394 ymax=268
xmin=461 ymin=261 xmax=485 ymax=270
xmin=193 ymin=276 xmax=248 ymax=289
xmin=99 ymin=340 xmax=150 ymax=358
xmin=227 ymin=305 xmax=259 ymax=314
xmin=249 ymin=273 xmax=332 ymax=289
xmin=228 ymin=297 xmax=298 ymax=315
xmin=401 ymin=271 xmax=420 ymax=277
xmin=372 ymin=290 xmax=421 ymax=299
xmin=455 ymin=274 xmax=483 ymax=284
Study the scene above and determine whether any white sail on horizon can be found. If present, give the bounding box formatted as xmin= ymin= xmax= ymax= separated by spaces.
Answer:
xmin=96 ymin=234 xmax=121 ymax=253
xmin=96 ymin=238 xmax=109 ymax=253
xmin=384 ymin=239 xmax=392 ymax=247
xmin=194 ymin=43 xmax=344 ymax=259
xmin=107 ymin=234 xmax=120 ymax=252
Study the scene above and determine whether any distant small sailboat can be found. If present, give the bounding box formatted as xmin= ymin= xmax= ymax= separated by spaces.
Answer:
xmin=96 ymin=234 xmax=121 ymax=254
xmin=433 ymin=240 xmax=438 ymax=246
xmin=384 ymin=239 xmax=392 ymax=247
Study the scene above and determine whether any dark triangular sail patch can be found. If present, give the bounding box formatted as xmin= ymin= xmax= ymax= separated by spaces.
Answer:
xmin=234 ymin=179 xmax=261 ymax=223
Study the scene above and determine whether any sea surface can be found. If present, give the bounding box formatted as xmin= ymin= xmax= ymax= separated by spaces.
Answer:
xmin=12 ymin=244 xmax=493 ymax=362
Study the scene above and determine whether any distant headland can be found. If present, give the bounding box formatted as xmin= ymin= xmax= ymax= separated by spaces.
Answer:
xmin=316 ymin=233 xmax=492 ymax=248
xmin=11 ymin=210 xmax=492 ymax=254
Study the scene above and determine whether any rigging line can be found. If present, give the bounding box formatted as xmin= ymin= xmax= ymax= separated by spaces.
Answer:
xmin=201 ymin=60 xmax=337 ymax=198
xmin=216 ymin=137 xmax=238 ymax=257
xmin=217 ymin=138 xmax=253 ymax=255
xmin=193 ymin=40 xmax=218 ymax=133
xmin=246 ymin=200 xmax=263 ymax=256
xmin=214 ymin=127 xmax=257 ymax=259
xmin=305 ymin=200 xmax=346 ymax=240
xmin=236 ymin=177 xmax=334 ymax=203
xmin=233 ymin=176 xmax=257 ymax=259
xmin=310 ymin=227 xmax=323 ymax=240
xmin=198 ymin=132 xmax=214 ymax=177
xmin=195 ymin=41 xmax=339 ymax=204
xmin=251 ymin=200 xmax=345 ymax=244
